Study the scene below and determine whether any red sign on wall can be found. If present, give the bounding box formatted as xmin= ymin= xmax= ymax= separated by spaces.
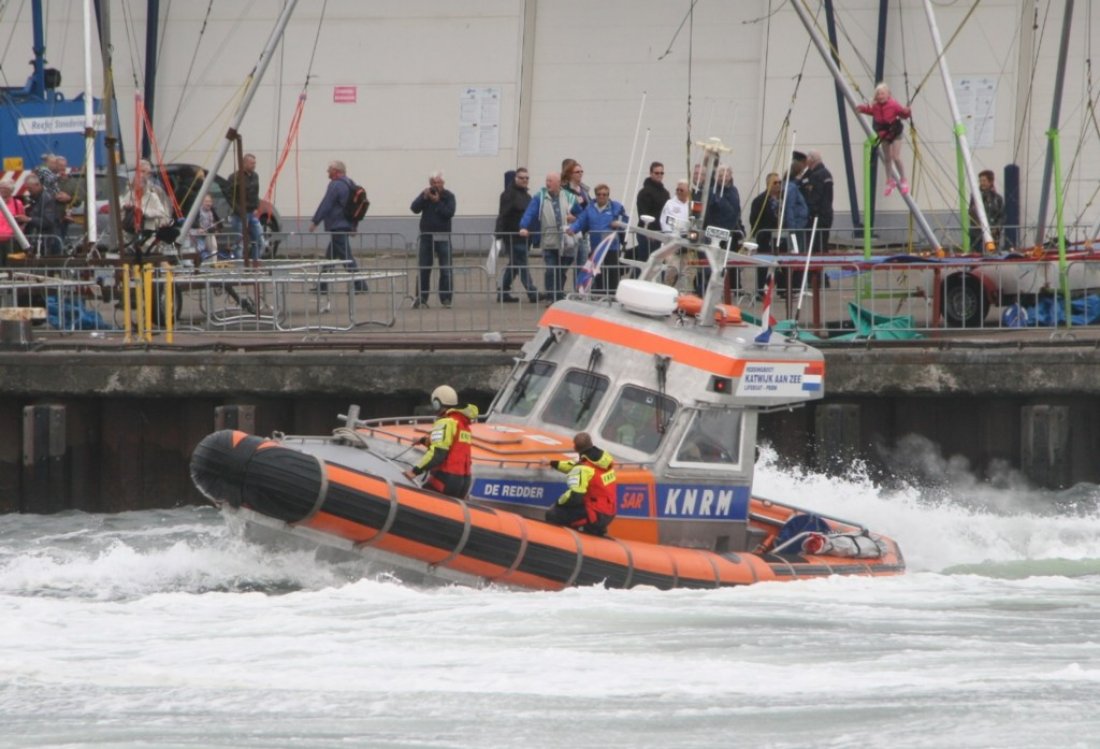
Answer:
xmin=333 ymin=86 xmax=357 ymax=104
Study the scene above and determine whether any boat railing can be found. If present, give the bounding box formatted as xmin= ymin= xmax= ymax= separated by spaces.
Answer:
xmin=750 ymin=496 xmax=868 ymax=536
xmin=277 ymin=423 xmax=657 ymax=472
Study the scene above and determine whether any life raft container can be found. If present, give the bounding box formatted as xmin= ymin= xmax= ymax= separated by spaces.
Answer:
xmin=616 ymin=279 xmax=679 ymax=317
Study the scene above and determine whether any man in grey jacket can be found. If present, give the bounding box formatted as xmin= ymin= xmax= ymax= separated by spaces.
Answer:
xmin=310 ymin=160 xmax=367 ymax=293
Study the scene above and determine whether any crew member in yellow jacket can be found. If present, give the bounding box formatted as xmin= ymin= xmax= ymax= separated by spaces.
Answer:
xmin=546 ymin=432 xmax=617 ymax=536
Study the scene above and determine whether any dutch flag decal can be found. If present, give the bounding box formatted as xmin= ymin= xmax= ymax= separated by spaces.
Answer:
xmin=802 ymin=362 xmax=824 ymax=392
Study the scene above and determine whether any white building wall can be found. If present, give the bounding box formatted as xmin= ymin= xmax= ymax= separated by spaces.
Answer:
xmin=3 ymin=0 xmax=1098 ymax=239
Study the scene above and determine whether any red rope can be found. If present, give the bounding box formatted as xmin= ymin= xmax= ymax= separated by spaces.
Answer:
xmin=264 ymin=92 xmax=308 ymax=207
xmin=133 ymin=94 xmax=144 ymax=229
xmin=139 ymin=103 xmax=183 ymax=218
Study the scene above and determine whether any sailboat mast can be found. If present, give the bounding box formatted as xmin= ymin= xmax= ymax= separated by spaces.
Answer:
xmin=142 ymin=0 xmax=159 ymax=161
xmin=96 ymin=0 xmax=125 ymax=250
xmin=921 ymin=0 xmax=993 ymax=252
xmin=824 ymin=0 xmax=861 ymax=234
xmin=871 ymin=0 xmax=888 ymax=215
xmin=1033 ymin=0 xmax=1074 ymax=248
xmin=178 ymin=0 xmax=300 ymax=242
xmin=82 ymin=0 xmax=98 ymax=244
xmin=789 ymin=0 xmax=943 ymax=255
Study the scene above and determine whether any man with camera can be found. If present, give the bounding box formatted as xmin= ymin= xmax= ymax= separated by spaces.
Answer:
xmin=410 ymin=171 xmax=457 ymax=308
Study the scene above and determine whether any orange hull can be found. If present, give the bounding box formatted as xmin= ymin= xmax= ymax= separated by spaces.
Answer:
xmin=192 ymin=430 xmax=904 ymax=590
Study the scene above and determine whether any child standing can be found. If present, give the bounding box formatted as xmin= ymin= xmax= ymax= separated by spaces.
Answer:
xmin=195 ymin=194 xmax=221 ymax=261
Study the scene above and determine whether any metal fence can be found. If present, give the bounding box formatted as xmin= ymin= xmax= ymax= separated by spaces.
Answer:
xmin=3 ymin=229 xmax=1100 ymax=341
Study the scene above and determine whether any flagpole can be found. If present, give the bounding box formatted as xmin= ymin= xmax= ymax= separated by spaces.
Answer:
xmin=620 ymin=93 xmax=647 ymax=213
xmin=794 ymin=217 xmax=819 ymax=325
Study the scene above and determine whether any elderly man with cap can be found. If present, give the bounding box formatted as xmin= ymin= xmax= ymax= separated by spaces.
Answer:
xmin=797 ymin=149 xmax=834 ymax=253
xmin=403 ymin=385 xmax=479 ymax=499
xmin=546 ymin=432 xmax=618 ymax=536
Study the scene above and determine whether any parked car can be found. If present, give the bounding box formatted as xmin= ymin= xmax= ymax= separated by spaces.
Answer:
xmin=66 ymin=170 xmax=128 ymax=229
xmin=922 ymin=250 xmax=1100 ymax=327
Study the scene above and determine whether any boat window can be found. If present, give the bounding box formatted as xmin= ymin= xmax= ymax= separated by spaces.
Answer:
xmin=542 ymin=369 xmax=610 ymax=430
xmin=600 ymin=385 xmax=677 ymax=454
xmin=500 ymin=360 xmax=556 ymax=417
xmin=672 ymin=409 xmax=741 ymax=467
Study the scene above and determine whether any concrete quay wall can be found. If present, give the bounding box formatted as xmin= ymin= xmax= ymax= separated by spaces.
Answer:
xmin=1 ymin=341 xmax=1097 ymax=513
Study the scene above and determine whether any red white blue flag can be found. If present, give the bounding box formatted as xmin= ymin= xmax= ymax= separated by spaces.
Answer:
xmin=754 ymin=268 xmax=777 ymax=343
xmin=577 ymin=232 xmax=620 ymax=293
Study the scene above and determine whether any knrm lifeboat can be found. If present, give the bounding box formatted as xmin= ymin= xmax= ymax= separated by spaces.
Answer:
xmin=190 ymin=138 xmax=904 ymax=590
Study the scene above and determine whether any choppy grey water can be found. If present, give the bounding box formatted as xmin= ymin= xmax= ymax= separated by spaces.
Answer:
xmin=2 ymin=449 xmax=1099 ymax=749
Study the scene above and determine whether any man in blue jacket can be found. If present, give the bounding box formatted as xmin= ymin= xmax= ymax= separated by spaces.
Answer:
xmin=781 ymin=169 xmax=809 ymax=253
xmin=309 ymin=160 xmax=367 ymax=292
xmin=519 ymin=172 xmax=576 ymax=302
xmin=567 ymin=183 xmax=629 ymax=294
xmin=410 ymin=171 xmax=457 ymax=308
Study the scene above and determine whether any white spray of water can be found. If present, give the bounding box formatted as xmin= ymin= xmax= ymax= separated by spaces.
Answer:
xmin=753 ymin=443 xmax=1100 ymax=573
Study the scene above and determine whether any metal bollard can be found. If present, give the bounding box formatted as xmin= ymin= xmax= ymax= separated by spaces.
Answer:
xmin=0 ymin=307 xmax=44 ymax=350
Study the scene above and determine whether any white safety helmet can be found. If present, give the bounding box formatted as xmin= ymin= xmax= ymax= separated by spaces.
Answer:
xmin=431 ymin=385 xmax=459 ymax=410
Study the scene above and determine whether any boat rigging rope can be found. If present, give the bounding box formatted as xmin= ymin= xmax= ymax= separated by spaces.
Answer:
xmin=801 ymin=0 xmax=965 ymax=245
xmin=0 ymin=0 xmax=28 ymax=75
xmin=1072 ymin=10 xmax=1100 ymax=228
xmin=1064 ymin=2 xmax=1096 ymax=224
xmin=118 ymin=0 xmax=144 ymax=90
xmin=161 ymin=0 xmax=214 ymax=154
xmin=1011 ymin=0 xmax=1051 ymax=166
xmin=169 ymin=81 xmax=249 ymax=161
xmin=906 ymin=0 xmax=983 ymax=107
xmin=791 ymin=0 xmax=871 ymax=100
xmin=652 ymin=0 xmax=701 ymax=173
xmin=332 ymin=426 xmax=371 ymax=450
xmin=138 ymin=100 xmax=183 ymax=217
xmin=746 ymin=1 xmax=814 ymax=203
xmin=898 ymin=0 xmax=920 ymax=250
xmin=264 ymin=0 xmax=328 ymax=217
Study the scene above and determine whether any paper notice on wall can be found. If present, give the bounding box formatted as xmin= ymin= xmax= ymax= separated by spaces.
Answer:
xmin=955 ymin=76 xmax=996 ymax=149
xmin=458 ymin=86 xmax=500 ymax=156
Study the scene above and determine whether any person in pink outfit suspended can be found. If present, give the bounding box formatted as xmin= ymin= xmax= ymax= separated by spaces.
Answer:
xmin=858 ymin=82 xmax=912 ymax=196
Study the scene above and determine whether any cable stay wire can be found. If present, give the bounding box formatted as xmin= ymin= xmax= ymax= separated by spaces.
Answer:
xmin=1012 ymin=0 xmax=1052 ymax=166
xmin=161 ymin=0 xmax=215 ymax=155
xmin=792 ymin=0 xmax=872 ymax=101
xmin=907 ymin=0 xmax=982 ymax=107
xmin=747 ymin=1 xmax=816 ymax=199
xmin=264 ymin=0 xmax=327 ymax=215
xmin=170 ymin=79 xmax=249 ymax=163
xmin=656 ymin=0 xmax=702 ymax=62
xmin=0 ymin=0 xmax=29 ymax=87
xmin=118 ymin=0 xmax=144 ymax=90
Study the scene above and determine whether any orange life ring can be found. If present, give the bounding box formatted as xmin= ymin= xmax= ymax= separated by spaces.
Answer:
xmin=676 ymin=294 xmax=743 ymax=325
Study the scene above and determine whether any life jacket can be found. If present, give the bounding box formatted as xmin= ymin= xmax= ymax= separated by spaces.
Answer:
xmin=435 ymin=407 xmax=473 ymax=478
xmin=581 ymin=449 xmax=617 ymax=522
